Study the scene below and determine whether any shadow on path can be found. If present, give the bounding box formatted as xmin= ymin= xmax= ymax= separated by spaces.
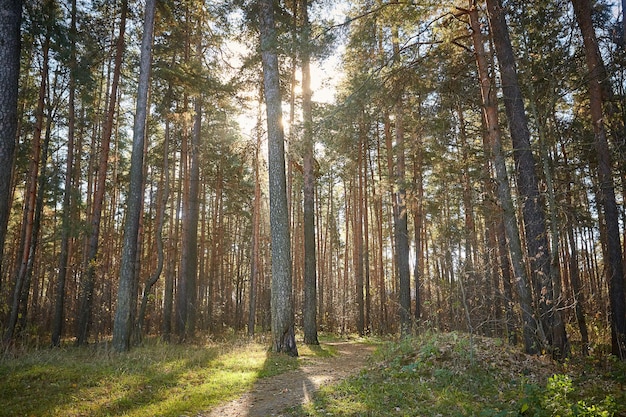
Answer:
xmin=201 ymin=341 xmax=375 ymax=417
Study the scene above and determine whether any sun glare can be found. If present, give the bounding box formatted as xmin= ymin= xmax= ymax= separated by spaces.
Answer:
xmin=232 ymin=41 xmax=343 ymax=141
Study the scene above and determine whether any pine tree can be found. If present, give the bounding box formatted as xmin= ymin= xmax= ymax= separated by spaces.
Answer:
xmin=259 ymin=0 xmax=298 ymax=356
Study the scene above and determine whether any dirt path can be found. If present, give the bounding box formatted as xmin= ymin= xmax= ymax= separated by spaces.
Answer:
xmin=199 ymin=341 xmax=375 ymax=417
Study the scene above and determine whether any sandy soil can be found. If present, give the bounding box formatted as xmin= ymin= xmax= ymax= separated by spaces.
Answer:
xmin=198 ymin=341 xmax=375 ymax=417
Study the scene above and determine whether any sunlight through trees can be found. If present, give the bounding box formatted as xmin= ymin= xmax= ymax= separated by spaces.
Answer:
xmin=0 ymin=0 xmax=624 ymax=363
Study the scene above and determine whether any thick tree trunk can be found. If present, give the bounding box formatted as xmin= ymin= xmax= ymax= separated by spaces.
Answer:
xmin=0 ymin=0 xmax=22 ymax=291
xmin=485 ymin=0 xmax=567 ymax=357
xmin=571 ymin=0 xmax=626 ymax=359
xmin=259 ymin=0 xmax=298 ymax=356
xmin=112 ymin=0 xmax=155 ymax=352
xmin=469 ymin=2 xmax=539 ymax=354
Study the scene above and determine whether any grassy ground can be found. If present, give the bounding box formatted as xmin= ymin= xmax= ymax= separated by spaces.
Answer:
xmin=0 ymin=336 xmax=304 ymax=417
xmin=288 ymin=331 xmax=626 ymax=417
xmin=2 ymin=332 xmax=625 ymax=417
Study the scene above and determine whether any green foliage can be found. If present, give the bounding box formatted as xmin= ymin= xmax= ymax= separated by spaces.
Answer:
xmin=539 ymin=374 xmax=616 ymax=417
xmin=289 ymin=332 xmax=625 ymax=417
xmin=517 ymin=373 xmax=617 ymax=417
xmin=544 ymin=374 xmax=575 ymax=416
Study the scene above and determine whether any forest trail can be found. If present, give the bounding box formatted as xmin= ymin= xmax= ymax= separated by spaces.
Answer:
xmin=199 ymin=341 xmax=376 ymax=417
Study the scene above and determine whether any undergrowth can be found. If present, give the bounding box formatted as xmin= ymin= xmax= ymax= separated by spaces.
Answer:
xmin=290 ymin=331 xmax=626 ymax=417
xmin=3 ymin=332 xmax=624 ymax=417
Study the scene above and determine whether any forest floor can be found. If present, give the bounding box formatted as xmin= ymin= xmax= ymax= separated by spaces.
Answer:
xmin=3 ymin=332 xmax=625 ymax=416
xmin=199 ymin=341 xmax=376 ymax=417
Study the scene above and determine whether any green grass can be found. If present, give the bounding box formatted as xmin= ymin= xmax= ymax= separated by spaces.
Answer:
xmin=0 ymin=337 xmax=300 ymax=417
xmin=289 ymin=331 xmax=626 ymax=417
xmin=4 ymin=332 xmax=624 ymax=417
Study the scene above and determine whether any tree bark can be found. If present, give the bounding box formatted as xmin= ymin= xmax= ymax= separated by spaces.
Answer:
xmin=177 ymin=91 xmax=201 ymax=340
xmin=248 ymin=115 xmax=262 ymax=337
xmin=0 ymin=0 xmax=22 ymax=290
xmin=392 ymin=28 xmax=411 ymax=337
xmin=259 ymin=0 xmax=298 ymax=356
xmin=354 ymin=141 xmax=365 ymax=336
xmin=112 ymin=0 xmax=156 ymax=352
xmin=412 ymin=142 xmax=423 ymax=323
xmin=362 ymin=136 xmax=371 ymax=333
xmin=571 ymin=0 xmax=626 ymax=359
xmin=301 ymin=0 xmax=318 ymax=346
xmin=162 ymin=117 xmax=176 ymax=342
xmin=4 ymin=20 xmax=49 ymax=343
xmin=469 ymin=2 xmax=539 ymax=354
xmin=485 ymin=0 xmax=567 ymax=356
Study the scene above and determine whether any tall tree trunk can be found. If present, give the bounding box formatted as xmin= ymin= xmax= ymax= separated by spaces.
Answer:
xmin=248 ymin=114 xmax=262 ymax=337
xmin=485 ymin=0 xmax=567 ymax=357
xmin=363 ymin=138 xmax=372 ymax=333
xmin=19 ymin=98 xmax=54 ymax=333
xmin=468 ymin=2 xmax=539 ymax=354
xmin=383 ymin=114 xmax=398 ymax=324
xmin=375 ymin=138 xmax=388 ymax=333
xmin=208 ymin=164 xmax=223 ymax=330
xmin=527 ymin=83 xmax=570 ymax=358
xmin=497 ymin=215 xmax=517 ymax=344
xmin=354 ymin=146 xmax=365 ymax=336
xmin=301 ymin=0 xmax=319 ymax=345
xmin=4 ymin=24 xmax=49 ymax=343
xmin=259 ymin=0 xmax=297 ymax=356
xmin=77 ymin=0 xmax=128 ymax=345
xmin=342 ymin=180 xmax=350 ymax=335
xmin=52 ymin=0 xmax=77 ymax=347
xmin=571 ymin=0 xmax=626 ymax=359
xmin=566 ymin=211 xmax=589 ymax=355
xmin=560 ymin=142 xmax=589 ymax=354
xmin=392 ymin=28 xmax=411 ymax=336
xmin=412 ymin=134 xmax=423 ymax=323
xmin=137 ymin=133 xmax=168 ymax=339
xmin=162 ymin=117 xmax=176 ymax=342
xmin=177 ymin=90 xmax=201 ymax=340
xmin=456 ymin=104 xmax=476 ymax=267
xmin=112 ymin=0 xmax=156 ymax=352
xmin=301 ymin=0 xmax=318 ymax=345
xmin=0 ymin=0 xmax=22 ymax=290
xmin=349 ymin=120 xmax=367 ymax=336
